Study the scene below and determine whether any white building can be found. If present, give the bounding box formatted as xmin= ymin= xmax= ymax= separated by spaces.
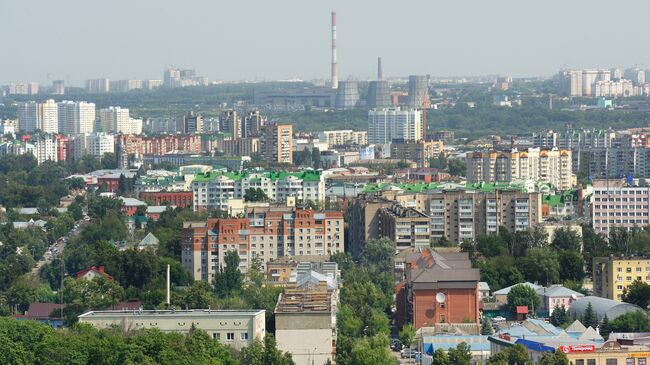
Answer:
xmin=595 ymin=79 xmax=635 ymax=98
xmin=192 ymin=171 xmax=325 ymax=212
xmin=0 ymin=119 xmax=17 ymax=137
xmin=99 ymin=106 xmax=131 ymax=134
xmin=38 ymin=99 xmax=59 ymax=133
xmin=58 ymin=101 xmax=96 ymax=134
xmin=73 ymin=133 xmax=115 ymax=159
xmin=368 ymin=108 xmax=423 ymax=144
xmin=318 ymin=130 xmax=368 ymax=146
xmin=33 ymin=134 xmax=59 ymax=164
xmin=85 ymin=78 xmax=110 ymax=93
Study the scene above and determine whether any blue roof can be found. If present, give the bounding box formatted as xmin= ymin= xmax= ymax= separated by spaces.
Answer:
xmin=515 ymin=339 xmax=555 ymax=353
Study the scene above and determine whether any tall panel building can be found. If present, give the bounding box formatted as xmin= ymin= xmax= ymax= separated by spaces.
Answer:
xmin=407 ymin=75 xmax=429 ymax=108
xmin=261 ymin=123 xmax=293 ymax=164
xmin=180 ymin=112 xmax=203 ymax=134
xmin=38 ymin=99 xmax=59 ymax=133
xmin=99 ymin=106 xmax=130 ymax=134
xmin=18 ymin=101 xmax=39 ymax=132
xmin=85 ymin=78 xmax=110 ymax=93
xmin=243 ymin=111 xmax=263 ymax=138
xmin=221 ymin=110 xmax=241 ymax=139
xmin=367 ymin=108 xmax=423 ymax=144
xmin=58 ymin=101 xmax=96 ymax=134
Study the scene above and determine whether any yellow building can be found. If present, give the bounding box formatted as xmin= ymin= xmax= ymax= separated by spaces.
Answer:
xmin=593 ymin=257 xmax=650 ymax=300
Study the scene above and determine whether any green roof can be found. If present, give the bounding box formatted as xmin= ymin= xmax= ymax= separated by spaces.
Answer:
xmin=193 ymin=170 xmax=322 ymax=183
xmin=363 ymin=181 xmax=527 ymax=194
xmin=542 ymin=190 xmax=578 ymax=207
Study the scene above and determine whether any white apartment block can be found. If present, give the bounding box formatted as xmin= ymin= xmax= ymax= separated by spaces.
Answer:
xmin=595 ymin=79 xmax=635 ymax=98
xmin=58 ymin=101 xmax=96 ymax=134
xmin=99 ymin=106 xmax=131 ymax=134
xmin=72 ymin=133 xmax=115 ymax=159
xmin=592 ymin=179 xmax=650 ymax=235
xmin=467 ymin=148 xmax=573 ymax=190
xmin=192 ymin=171 xmax=325 ymax=212
xmin=32 ymin=134 xmax=59 ymax=164
xmin=318 ymin=130 xmax=368 ymax=146
xmin=85 ymin=78 xmax=110 ymax=93
xmin=38 ymin=99 xmax=59 ymax=133
xmin=368 ymin=108 xmax=423 ymax=144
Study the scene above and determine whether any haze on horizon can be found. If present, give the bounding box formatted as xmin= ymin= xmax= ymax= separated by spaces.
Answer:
xmin=2 ymin=0 xmax=649 ymax=86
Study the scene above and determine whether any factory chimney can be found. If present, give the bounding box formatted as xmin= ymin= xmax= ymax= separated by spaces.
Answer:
xmin=378 ymin=57 xmax=383 ymax=80
xmin=331 ymin=11 xmax=338 ymax=89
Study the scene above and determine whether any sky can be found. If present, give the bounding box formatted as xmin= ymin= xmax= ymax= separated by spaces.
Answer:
xmin=2 ymin=0 xmax=650 ymax=86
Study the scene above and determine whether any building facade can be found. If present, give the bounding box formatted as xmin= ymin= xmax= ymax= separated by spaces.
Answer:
xmin=390 ymin=140 xmax=444 ymax=168
xmin=467 ymin=148 xmax=573 ymax=190
xmin=58 ymin=101 xmax=96 ymax=135
xmin=591 ymin=179 xmax=650 ymax=235
xmin=368 ymin=108 xmax=423 ymax=145
xmin=181 ymin=207 xmax=344 ymax=281
xmin=261 ymin=124 xmax=293 ymax=164
xmin=318 ymin=130 xmax=367 ymax=146
xmin=593 ymin=257 xmax=650 ymax=301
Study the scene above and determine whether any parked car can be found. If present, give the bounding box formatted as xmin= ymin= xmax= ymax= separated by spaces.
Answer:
xmin=390 ymin=339 xmax=402 ymax=351
xmin=400 ymin=349 xmax=420 ymax=359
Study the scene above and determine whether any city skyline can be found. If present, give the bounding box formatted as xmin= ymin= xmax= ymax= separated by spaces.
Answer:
xmin=2 ymin=0 xmax=650 ymax=85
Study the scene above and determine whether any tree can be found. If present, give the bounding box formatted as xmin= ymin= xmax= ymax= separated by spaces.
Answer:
xmin=539 ymin=351 xmax=569 ymax=365
xmin=481 ymin=316 xmax=494 ymax=335
xmin=247 ymin=256 xmax=265 ymax=286
xmin=582 ymin=302 xmax=598 ymax=329
xmin=311 ymin=147 xmax=321 ymax=170
xmin=550 ymin=305 xmax=569 ymax=327
xmin=609 ymin=311 xmax=650 ymax=333
xmin=622 ymin=280 xmax=650 ymax=309
xmin=214 ymin=250 xmax=243 ymax=298
xmin=349 ymin=334 xmax=394 ymax=365
xmin=399 ymin=324 xmax=416 ymax=349
xmin=431 ymin=348 xmax=450 ymax=365
xmin=507 ymin=344 xmax=531 ymax=365
xmin=244 ymin=188 xmax=269 ymax=202
xmin=448 ymin=158 xmax=466 ymax=177
xmin=518 ymin=247 xmax=559 ymax=286
xmin=448 ymin=342 xmax=472 ymax=365
xmin=359 ymin=238 xmax=395 ymax=273
xmin=550 ymin=227 xmax=582 ymax=251
xmin=600 ymin=314 xmax=611 ymax=340
xmin=558 ymin=250 xmax=585 ymax=282
xmin=506 ymin=284 xmax=541 ymax=315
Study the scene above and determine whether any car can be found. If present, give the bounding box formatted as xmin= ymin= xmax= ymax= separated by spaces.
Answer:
xmin=400 ymin=349 xmax=420 ymax=359
xmin=491 ymin=316 xmax=506 ymax=322
xmin=390 ymin=339 xmax=402 ymax=351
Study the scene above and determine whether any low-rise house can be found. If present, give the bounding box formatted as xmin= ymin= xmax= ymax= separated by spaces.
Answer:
xmin=76 ymin=266 xmax=113 ymax=281
xmin=15 ymin=303 xmax=65 ymax=328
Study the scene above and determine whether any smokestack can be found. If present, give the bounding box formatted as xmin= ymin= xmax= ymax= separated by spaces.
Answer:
xmin=331 ymin=11 xmax=338 ymax=89
xmin=378 ymin=57 xmax=383 ymax=80
xmin=166 ymin=264 xmax=171 ymax=305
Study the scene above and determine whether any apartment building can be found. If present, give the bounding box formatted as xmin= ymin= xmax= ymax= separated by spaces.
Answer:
xmin=467 ymin=148 xmax=573 ymax=190
xmin=85 ymin=78 xmax=110 ymax=93
xmin=378 ymin=203 xmax=431 ymax=250
xmin=58 ymin=101 xmax=96 ymax=134
xmin=318 ymin=130 xmax=367 ymax=146
xmin=593 ymin=257 xmax=650 ymax=301
xmin=219 ymin=137 xmax=260 ymax=157
xmin=191 ymin=171 xmax=324 ymax=212
xmin=0 ymin=133 xmax=63 ymax=164
xmin=116 ymin=134 xmax=202 ymax=156
xmin=72 ymin=133 xmax=114 ymax=159
xmin=587 ymin=147 xmax=650 ymax=178
xmin=79 ymin=309 xmax=265 ymax=350
xmin=368 ymin=108 xmax=423 ymax=144
xmin=181 ymin=207 xmax=344 ymax=281
xmin=390 ymin=140 xmax=444 ymax=168
xmin=591 ymin=179 xmax=650 ymax=235
xmin=99 ymin=106 xmax=129 ymax=133
xmin=261 ymin=123 xmax=293 ymax=164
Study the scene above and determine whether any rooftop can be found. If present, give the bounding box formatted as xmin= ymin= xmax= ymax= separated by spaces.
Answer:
xmin=79 ymin=309 xmax=265 ymax=319
xmin=193 ymin=170 xmax=322 ymax=183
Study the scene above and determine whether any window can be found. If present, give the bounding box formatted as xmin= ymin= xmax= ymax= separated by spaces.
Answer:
xmin=213 ymin=333 xmax=220 ymax=340
xmin=575 ymin=360 xmax=584 ymax=365
xmin=227 ymin=332 xmax=234 ymax=341
xmin=587 ymin=360 xmax=595 ymax=365
xmin=240 ymin=333 xmax=249 ymax=340
xmin=605 ymin=360 xmax=617 ymax=365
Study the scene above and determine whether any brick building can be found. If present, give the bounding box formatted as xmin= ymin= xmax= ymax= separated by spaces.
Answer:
xmin=395 ymin=249 xmax=480 ymax=332
xmin=139 ymin=191 xmax=193 ymax=208
xmin=182 ymin=206 xmax=344 ymax=281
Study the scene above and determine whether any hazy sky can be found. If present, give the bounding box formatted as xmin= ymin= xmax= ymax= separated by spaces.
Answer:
xmin=2 ymin=0 xmax=650 ymax=85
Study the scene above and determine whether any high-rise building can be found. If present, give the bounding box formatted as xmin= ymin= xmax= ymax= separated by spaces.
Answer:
xmin=143 ymin=80 xmax=163 ymax=89
xmin=625 ymin=68 xmax=646 ymax=85
xmin=18 ymin=101 xmax=39 ymax=132
xmin=334 ymin=81 xmax=359 ymax=109
xmin=58 ymin=101 xmax=96 ymax=134
xmin=611 ymin=68 xmax=623 ymax=80
xmin=390 ymin=140 xmax=444 ymax=167
xmin=466 ymin=148 xmax=573 ymax=190
xmin=51 ymin=80 xmax=65 ymax=95
xmin=407 ymin=75 xmax=429 ymax=108
xmin=38 ymin=99 xmax=59 ymax=133
xmin=243 ymin=111 xmax=263 ymax=138
xmin=594 ymin=79 xmax=635 ymax=97
xmin=72 ymin=133 xmax=115 ymax=159
xmin=557 ymin=70 xmax=583 ymax=97
xmin=163 ymin=69 xmax=181 ymax=88
xmin=99 ymin=106 xmax=130 ymax=133
xmin=221 ymin=111 xmax=241 ymax=139
xmin=85 ymin=78 xmax=110 ymax=93
xmin=367 ymin=108 xmax=423 ymax=145
xmin=318 ymin=130 xmax=367 ymax=146
xmin=181 ymin=112 xmax=203 ymax=134
xmin=591 ymin=179 xmax=650 ymax=235
xmin=111 ymin=79 xmax=143 ymax=92
xmin=367 ymin=81 xmax=391 ymax=108
xmin=261 ymin=123 xmax=293 ymax=164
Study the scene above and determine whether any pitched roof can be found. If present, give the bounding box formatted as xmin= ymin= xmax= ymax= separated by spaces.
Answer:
xmin=139 ymin=233 xmax=159 ymax=248
xmin=565 ymin=320 xmax=587 ymax=333
xmin=493 ymin=282 xmax=541 ymax=295
xmin=120 ymin=197 xmax=146 ymax=206
xmin=538 ymin=285 xmax=585 ymax=298
xmin=25 ymin=303 xmax=65 ymax=320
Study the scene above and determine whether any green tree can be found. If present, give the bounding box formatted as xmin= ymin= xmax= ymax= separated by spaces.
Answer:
xmin=550 ymin=305 xmax=569 ymax=327
xmin=244 ymin=188 xmax=269 ymax=202
xmin=558 ymin=250 xmax=585 ymax=282
xmin=622 ymin=280 xmax=650 ymax=309
xmin=518 ymin=247 xmax=559 ymax=286
xmin=539 ymin=351 xmax=569 ymax=365
xmin=600 ymin=314 xmax=611 ymax=340
xmin=582 ymin=302 xmax=598 ymax=329
xmin=68 ymin=202 xmax=84 ymax=221
xmin=507 ymin=344 xmax=532 ymax=365
xmin=481 ymin=316 xmax=494 ymax=335
xmin=359 ymin=238 xmax=395 ymax=273
xmin=214 ymin=250 xmax=243 ymax=298
xmin=609 ymin=311 xmax=650 ymax=332
xmin=448 ymin=158 xmax=466 ymax=177
xmin=448 ymin=342 xmax=472 ymax=365
xmin=506 ymin=284 xmax=541 ymax=315
xmin=349 ymin=334 xmax=394 ymax=365
xmin=399 ymin=324 xmax=416 ymax=349
xmin=311 ymin=147 xmax=321 ymax=169
xmin=550 ymin=227 xmax=582 ymax=251
xmin=431 ymin=348 xmax=450 ymax=365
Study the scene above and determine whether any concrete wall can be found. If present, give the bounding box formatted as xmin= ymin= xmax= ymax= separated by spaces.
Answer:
xmin=276 ymin=328 xmax=333 ymax=365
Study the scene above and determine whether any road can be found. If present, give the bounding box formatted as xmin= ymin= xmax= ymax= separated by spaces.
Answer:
xmin=30 ymin=218 xmax=89 ymax=276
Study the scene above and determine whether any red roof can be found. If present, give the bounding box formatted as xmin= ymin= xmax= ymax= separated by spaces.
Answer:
xmin=24 ymin=303 xmax=65 ymax=320
xmin=516 ymin=306 xmax=529 ymax=314
xmin=76 ymin=265 xmax=113 ymax=281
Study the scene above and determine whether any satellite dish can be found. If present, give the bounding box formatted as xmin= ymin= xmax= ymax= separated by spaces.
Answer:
xmin=571 ymin=294 xmax=578 ymax=300
xmin=435 ymin=292 xmax=446 ymax=303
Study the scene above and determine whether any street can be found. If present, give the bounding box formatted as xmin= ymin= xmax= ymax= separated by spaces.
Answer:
xmin=29 ymin=217 xmax=89 ymax=276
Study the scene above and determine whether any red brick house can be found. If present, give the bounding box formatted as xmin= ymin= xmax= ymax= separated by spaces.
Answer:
xmin=139 ymin=191 xmax=193 ymax=208
xmin=395 ymin=249 xmax=480 ymax=332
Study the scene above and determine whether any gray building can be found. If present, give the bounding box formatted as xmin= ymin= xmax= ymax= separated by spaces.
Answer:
xmin=334 ymin=81 xmax=359 ymax=109
xmin=367 ymin=80 xmax=391 ymax=108
xmin=407 ymin=75 xmax=429 ymax=108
